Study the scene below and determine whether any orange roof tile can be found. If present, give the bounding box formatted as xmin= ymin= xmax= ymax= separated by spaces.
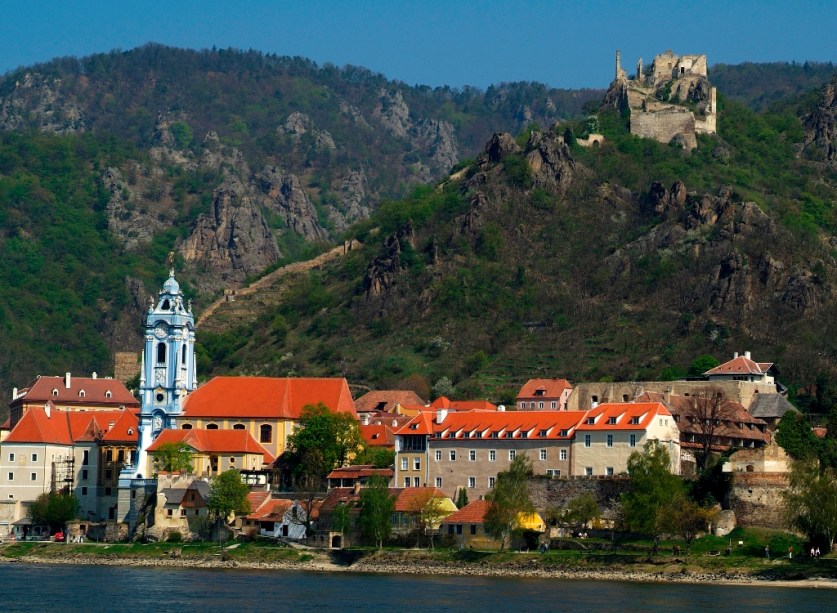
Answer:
xmin=12 ymin=375 xmax=139 ymax=408
xmin=574 ymin=402 xmax=670 ymax=431
xmin=516 ymin=378 xmax=573 ymax=400
xmin=394 ymin=411 xmax=436 ymax=436
xmin=355 ymin=390 xmax=426 ymax=413
xmin=429 ymin=397 xmax=498 ymax=411
xmin=425 ymin=410 xmax=586 ymax=440
xmin=4 ymin=407 xmax=138 ymax=445
xmin=147 ymin=428 xmax=274 ymax=464
xmin=183 ymin=376 xmax=357 ymax=420
xmin=705 ymin=355 xmax=773 ymax=376
xmin=394 ymin=487 xmax=448 ymax=513
xmin=246 ymin=498 xmax=294 ymax=521
xmin=441 ymin=500 xmax=491 ymax=524
xmin=327 ymin=465 xmax=393 ymax=480
xmin=360 ymin=423 xmax=395 ymax=448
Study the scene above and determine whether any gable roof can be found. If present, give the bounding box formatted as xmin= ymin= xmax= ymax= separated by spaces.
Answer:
xmin=4 ymin=407 xmax=138 ymax=446
xmin=393 ymin=487 xmax=448 ymax=513
xmin=11 ymin=375 xmax=139 ymax=408
xmin=359 ymin=423 xmax=395 ymax=448
xmin=354 ymin=390 xmax=426 ymax=413
xmin=441 ymin=500 xmax=491 ymax=524
xmin=705 ymin=355 xmax=773 ymax=376
xmin=516 ymin=378 xmax=573 ymax=400
xmin=147 ymin=428 xmax=274 ymax=464
xmin=748 ymin=394 xmax=799 ymax=419
xmin=182 ymin=376 xmax=357 ymax=420
xmin=574 ymin=402 xmax=671 ymax=431
xmin=394 ymin=411 xmax=436 ymax=436
xmin=326 ymin=465 xmax=393 ymax=481
xmin=161 ymin=480 xmax=210 ymax=506
xmin=429 ymin=397 xmax=497 ymax=411
xmin=427 ymin=410 xmax=586 ymax=440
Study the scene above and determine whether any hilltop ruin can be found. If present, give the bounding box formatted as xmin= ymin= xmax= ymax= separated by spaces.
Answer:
xmin=604 ymin=49 xmax=717 ymax=149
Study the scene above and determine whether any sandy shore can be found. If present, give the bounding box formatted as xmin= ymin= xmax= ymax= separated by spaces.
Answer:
xmin=6 ymin=552 xmax=837 ymax=588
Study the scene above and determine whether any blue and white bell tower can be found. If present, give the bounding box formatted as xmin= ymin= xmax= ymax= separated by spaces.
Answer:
xmin=134 ymin=269 xmax=197 ymax=477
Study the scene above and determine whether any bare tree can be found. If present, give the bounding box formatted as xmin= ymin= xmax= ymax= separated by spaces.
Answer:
xmin=685 ymin=389 xmax=739 ymax=470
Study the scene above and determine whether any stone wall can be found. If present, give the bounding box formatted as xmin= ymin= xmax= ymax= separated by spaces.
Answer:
xmin=114 ymin=351 xmax=140 ymax=383
xmin=728 ymin=472 xmax=788 ymax=529
xmin=528 ymin=476 xmax=632 ymax=513
xmin=631 ymin=110 xmax=697 ymax=149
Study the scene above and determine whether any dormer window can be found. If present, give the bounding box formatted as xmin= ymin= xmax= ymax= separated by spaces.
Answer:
xmin=607 ymin=417 xmax=617 ymax=425
xmin=52 ymin=389 xmax=59 ymax=397
xmin=78 ymin=390 xmax=86 ymax=398
xmin=520 ymin=431 xmax=528 ymax=439
xmin=630 ymin=416 xmax=640 ymax=425
xmin=410 ymin=423 xmax=418 ymax=430
xmin=474 ymin=431 xmax=483 ymax=438
xmin=538 ymin=429 xmax=548 ymax=437
xmin=534 ymin=389 xmax=546 ymax=396
xmin=560 ymin=429 xmax=569 ymax=437
xmin=586 ymin=417 xmax=595 ymax=425
xmin=105 ymin=390 xmax=112 ymax=399
xmin=505 ymin=432 xmax=514 ymax=438
xmin=448 ymin=432 xmax=456 ymax=439
xmin=491 ymin=431 xmax=500 ymax=438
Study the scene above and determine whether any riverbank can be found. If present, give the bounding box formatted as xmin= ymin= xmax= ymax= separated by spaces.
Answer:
xmin=4 ymin=542 xmax=837 ymax=587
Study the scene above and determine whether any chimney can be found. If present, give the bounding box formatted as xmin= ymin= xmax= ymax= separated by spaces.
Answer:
xmin=92 ymin=372 xmax=97 ymax=379
xmin=745 ymin=351 xmax=751 ymax=360
xmin=44 ymin=403 xmax=51 ymax=418
xmin=12 ymin=387 xmax=17 ymax=400
xmin=664 ymin=386 xmax=672 ymax=404
xmin=65 ymin=372 xmax=71 ymax=389
xmin=360 ymin=414 xmax=370 ymax=426
xmin=497 ymin=405 xmax=505 ymax=412
xmin=733 ymin=352 xmax=738 ymax=359
xmin=436 ymin=409 xmax=448 ymax=424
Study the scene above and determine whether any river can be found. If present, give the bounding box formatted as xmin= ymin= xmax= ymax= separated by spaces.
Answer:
xmin=0 ymin=563 xmax=833 ymax=612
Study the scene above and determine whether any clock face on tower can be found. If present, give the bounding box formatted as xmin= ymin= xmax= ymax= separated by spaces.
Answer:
xmin=154 ymin=323 xmax=168 ymax=339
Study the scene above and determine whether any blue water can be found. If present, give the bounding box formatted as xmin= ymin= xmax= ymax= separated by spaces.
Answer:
xmin=0 ymin=563 xmax=833 ymax=612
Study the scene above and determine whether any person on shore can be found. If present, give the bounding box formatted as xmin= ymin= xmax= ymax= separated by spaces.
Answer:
xmin=765 ymin=545 xmax=770 ymax=559
xmin=788 ymin=546 xmax=793 ymax=559
xmin=811 ymin=546 xmax=816 ymax=558
xmin=815 ymin=547 xmax=821 ymax=558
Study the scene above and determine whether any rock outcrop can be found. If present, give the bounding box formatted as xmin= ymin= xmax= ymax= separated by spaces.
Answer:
xmin=103 ymin=166 xmax=168 ymax=251
xmin=525 ymin=131 xmax=575 ymax=196
xmin=363 ymin=221 xmax=415 ymax=299
xmin=179 ymin=177 xmax=281 ymax=292
xmin=802 ymin=76 xmax=837 ymax=164
xmin=326 ymin=170 xmax=374 ymax=232
xmin=0 ymin=72 xmax=85 ymax=133
xmin=256 ymin=167 xmax=327 ymax=241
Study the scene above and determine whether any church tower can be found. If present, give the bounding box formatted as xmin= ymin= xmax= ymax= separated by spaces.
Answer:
xmin=133 ymin=269 xmax=197 ymax=477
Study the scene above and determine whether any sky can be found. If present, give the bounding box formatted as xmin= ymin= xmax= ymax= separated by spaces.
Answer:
xmin=1 ymin=1 xmax=835 ymax=90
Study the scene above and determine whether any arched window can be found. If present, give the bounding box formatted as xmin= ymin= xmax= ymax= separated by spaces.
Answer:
xmin=78 ymin=390 xmax=86 ymax=398
xmin=157 ymin=342 xmax=166 ymax=364
xmin=233 ymin=423 xmax=246 ymax=430
xmin=105 ymin=390 xmax=112 ymax=399
xmin=52 ymin=389 xmax=59 ymax=397
xmin=206 ymin=423 xmax=219 ymax=430
xmin=260 ymin=424 xmax=272 ymax=443
xmin=181 ymin=345 xmax=187 ymax=365
xmin=162 ymin=299 xmax=170 ymax=310
xmin=181 ymin=424 xmax=193 ymax=430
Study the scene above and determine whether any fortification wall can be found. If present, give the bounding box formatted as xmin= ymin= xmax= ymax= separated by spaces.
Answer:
xmin=631 ymin=110 xmax=697 ymax=149
xmin=729 ymin=472 xmax=788 ymax=529
xmin=528 ymin=476 xmax=632 ymax=512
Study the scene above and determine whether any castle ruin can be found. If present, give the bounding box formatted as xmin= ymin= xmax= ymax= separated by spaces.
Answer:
xmin=606 ymin=49 xmax=717 ymax=149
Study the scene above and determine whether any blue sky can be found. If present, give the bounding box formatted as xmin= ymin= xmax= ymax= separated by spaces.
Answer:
xmin=1 ymin=1 xmax=834 ymax=89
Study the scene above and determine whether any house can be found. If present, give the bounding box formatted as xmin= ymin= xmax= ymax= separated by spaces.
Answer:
xmin=240 ymin=494 xmax=310 ymax=540
xmin=391 ymin=487 xmax=457 ymax=537
xmin=439 ymin=500 xmax=546 ymax=550
xmin=748 ymin=394 xmax=798 ymax=429
xmin=8 ymin=372 xmax=139 ymax=429
xmin=0 ymin=405 xmax=138 ymax=525
xmin=151 ymin=472 xmax=210 ymax=540
xmin=393 ymin=411 xmax=435 ymax=488
xmin=516 ymin=378 xmax=573 ymax=411
xmin=704 ymin=351 xmax=776 ymax=385
xmin=177 ymin=376 xmax=357 ymax=459
xmin=146 ymin=428 xmax=273 ymax=479
xmin=327 ymin=465 xmax=394 ymax=489
xmin=429 ymin=397 xmax=498 ymax=412
xmin=572 ymin=402 xmax=680 ymax=476
xmin=359 ymin=421 xmax=396 ymax=451
xmin=421 ymin=409 xmax=586 ymax=499
xmin=354 ymin=390 xmax=426 ymax=415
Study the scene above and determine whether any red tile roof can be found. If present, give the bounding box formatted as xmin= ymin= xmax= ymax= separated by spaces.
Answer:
xmin=183 ymin=376 xmax=357 ymax=420
xmin=355 ymin=390 xmax=426 ymax=413
xmin=147 ymin=428 xmax=274 ymax=464
xmin=516 ymin=378 xmax=573 ymax=399
xmin=428 ymin=410 xmax=586 ymax=440
xmin=4 ymin=407 xmax=138 ymax=445
xmin=705 ymin=355 xmax=773 ymax=376
xmin=394 ymin=411 xmax=436 ymax=436
xmin=441 ymin=500 xmax=491 ymax=524
xmin=246 ymin=498 xmax=294 ymax=521
xmin=12 ymin=375 xmax=139 ymax=408
xmin=326 ymin=465 xmax=393 ymax=480
xmin=429 ymin=397 xmax=497 ymax=411
xmin=394 ymin=487 xmax=449 ymax=513
xmin=360 ymin=423 xmax=395 ymax=448
xmin=574 ymin=402 xmax=670 ymax=431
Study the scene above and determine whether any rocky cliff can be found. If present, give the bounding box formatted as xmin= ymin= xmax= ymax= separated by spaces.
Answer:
xmin=802 ymin=76 xmax=837 ymax=164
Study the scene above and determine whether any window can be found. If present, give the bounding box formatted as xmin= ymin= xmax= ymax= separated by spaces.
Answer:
xmin=259 ymin=424 xmax=272 ymax=443
xmin=105 ymin=469 xmax=112 ymax=479
xmin=206 ymin=423 xmax=219 ymax=430
xmin=607 ymin=417 xmax=617 ymax=425
xmin=468 ymin=477 xmax=476 ymax=488
xmin=117 ymin=450 xmax=124 ymax=462
xmin=435 ymin=477 xmax=442 ymax=488
xmin=413 ymin=477 xmax=420 ymax=487
xmin=81 ymin=487 xmax=88 ymax=495
xmin=82 ymin=450 xmax=89 ymax=465
xmin=106 ymin=450 xmax=113 ymax=462
xmin=586 ymin=417 xmax=595 ymax=425
xmin=182 ymin=423 xmax=193 ymax=430
xmin=491 ymin=432 xmax=499 ymax=438
xmin=585 ymin=467 xmax=593 ymax=476
xmin=78 ymin=390 xmax=85 ymax=398
xmin=489 ymin=450 xmax=496 ymax=462
xmin=584 ymin=434 xmax=591 ymax=448
xmin=181 ymin=509 xmax=186 ymax=517
xmin=630 ymin=416 xmax=640 ymax=425
xmin=404 ymin=477 xmax=410 ymax=487
xmin=30 ymin=472 xmax=37 ymax=481
xmin=156 ymin=342 xmax=166 ymax=363
xmin=413 ymin=458 xmax=421 ymax=470
xmin=606 ymin=467 xmax=614 ymax=476
xmin=520 ymin=431 xmax=528 ymax=439
xmin=629 ymin=434 xmax=637 ymax=447
xmin=551 ymin=402 xmax=557 ymax=409
xmin=529 ymin=402 xmax=535 ymax=409
xmin=469 ymin=450 xmax=476 ymax=461
xmin=538 ymin=402 xmax=544 ymax=409
xmin=435 ymin=450 xmax=442 ymax=461
xmin=560 ymin=449 xmax=567 ymax=461
xmin=8 ymin=453 xmax=14 ymax=462
xmin=105 ymin=487 xmax=111 ymax=496
xmin=7 ymin=472 xmax=14 ymax=481
xmin=539 ymin=449 xmax=547 ymax=461
xmin=82 ymin=469 xmax=88 ymax=480
xmin=233 ymin=423 xmax=246 ymax=430
xmin=449 ymin=451 xmax=456 ymax=461
xmin=182 ymin=345 xmax=187 ymax=364
xmin=509 ymin=450 xmax=516 ymax=461
xmin=505 ymin=432 xmax=514 ymax=438
xmin=105 ymin=390 xmax=112 ymax=399
xmin=539 ymin=429 xmax=548 ymax=437
xmin=31 ymin=453 xmax=38 ymax=462
xmin=456 ymin=524 xmax=463 ymax=535
xmin=560 ymin=429 xmax=569 ymax=437
xmin=470 ymin=524 xmax=477 ymax=535
xmin=401 ymin=458 xmax=408 ymax=470
xmin=546 ymin=469 xmax=561 ymax=477
xmin=519 ymin=402 xmax=526 ymax=409
xmin=607 ymin=434 xmax=613 ymax=448
xmin=488 ymin=477 xmax=496 ymax=488
xmin=52 ymin=389 xmax=58 ymax=397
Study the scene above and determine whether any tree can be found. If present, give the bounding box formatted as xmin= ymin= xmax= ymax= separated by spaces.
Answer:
xmin=688 ymin=354 xmax=720 ymax=377
xmin=662 ymin=497 xmax=717 ymax=551
xmin=455 ymin=487 xmax=469 ymax=510
xmin=151 ymin=441 xmax=194 ymax=474
xmin=783 ymin=459 xmax=837 ymax=551
xmin=29 ymin=492 xmax=79 ymax=531
xmin=563 ymin=493 xmax=601 ymax=533
xmin=287 ymin=403 xmax=363 ymax=480
xmin=358 ymin=475 xmax=395 ymax=548
xmin=331 ymin=502 xmax=353 ymax=539
xmin=432 ymin=377 xmax=455 ymax=399
xmin=419 ymin=496 xmax=450 ymax=549
xmin=621 ymin=441 xmax=684 ymax=550
xmin=484 ymin=454 xmax=535 ymax=550
xmin=354 ymin=447 xmax=395 ymax=469
xmin=207 ymin=469 xmax=250 ymax=540
xmin=776 ymin=411 xmax=820 ymax=461
xmin=685 ymin=389 xmax=739 ymax=470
